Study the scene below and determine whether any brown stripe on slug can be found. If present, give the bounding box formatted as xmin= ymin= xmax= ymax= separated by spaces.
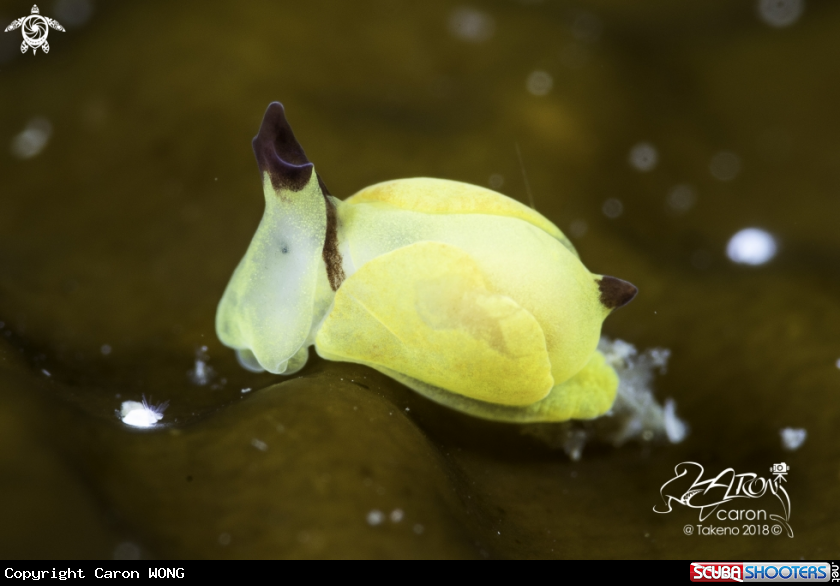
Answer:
xmin=323 ymin=195 xmax=345 ymax=291
xmin=596 ymin=276 xmax=638 ymax=310
xmin=317 ymin=173 xmax=331 ymax=196
xmin=252 ymin=102 xmax=314 ymax=192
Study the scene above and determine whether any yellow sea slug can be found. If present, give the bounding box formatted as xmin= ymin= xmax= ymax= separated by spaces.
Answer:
xmin=216 ymin=103 xmax=637 ymax=423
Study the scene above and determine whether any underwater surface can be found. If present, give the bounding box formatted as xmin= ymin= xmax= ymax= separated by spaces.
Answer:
xmin=1 ymin=0 xmax=839 ymax=559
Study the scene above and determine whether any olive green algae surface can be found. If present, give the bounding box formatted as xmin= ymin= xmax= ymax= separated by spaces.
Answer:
xmin=1 ymin=0 xmax=839 ymax=558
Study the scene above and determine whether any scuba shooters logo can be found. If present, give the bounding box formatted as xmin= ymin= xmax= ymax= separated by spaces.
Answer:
xmin=689 ymin=562 xmax=835 ymax=583
xmin=654 ymin=461 xmax=793 ymax=538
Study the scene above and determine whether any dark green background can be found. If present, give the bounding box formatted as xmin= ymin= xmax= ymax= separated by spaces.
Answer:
xmin=0 ymin=0 xmax=837 ymax=559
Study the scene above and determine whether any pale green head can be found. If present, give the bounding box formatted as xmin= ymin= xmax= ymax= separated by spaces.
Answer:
xmin=215 ymin=102 xmax=334 ymax=374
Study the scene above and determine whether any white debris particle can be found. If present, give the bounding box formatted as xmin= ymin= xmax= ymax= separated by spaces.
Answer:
xmin=100 ymin=344 xmax=112 ymax=356
xmin=562 ymin=429 xmax=588 ymax=461
xmin=413 ymin=524 xmax=425 ymax=535
xmin=11 ymin=118 xmax=52 ymax=160
xmin=780 ymin=427 xmax=806 ymax=451
xmin=835 ymin=359 xmax=840 ymax=369
xmin=727 ymin=228 xmax=777 ymax=266
xmin=390 ymin=509 xmax=404 ymax=523
xmin=448 ymin=6 xmax=495 ymax=42
xmin=120 ymin=396 xmax=168 ymax=428
xmin=241 ymin=388 xmax=252 ymax=394
xmin=366 ymin=510 xmax=385 ymax=526
xmin=628 ymin=142 xmax=658 ymax=172
xmin=569 ymin=219 xmax=588 ymax=238
xmin=526 ymin=70 xmax=553 ymax=96
xmin=663 ymin=398 xmax=687 ymax=443
xmin=488 ymin=173 xmax=504 ymax=190
xmin=449 ymin=6 xmax=496 ymax=43
xmin=602 ymin=198 xmax=623 ymax=219
xmin=758 ymin=0 xmax=804 ymax=28
xmin=188 ymin=345 xmax=215 ymax=386
xmin=251 ymin=438 xmax=268 ymax=452
xmin=601 ymin=339 xmax=684 ymax=446
xmin=41 ymin=369 xmax=51 ymax=377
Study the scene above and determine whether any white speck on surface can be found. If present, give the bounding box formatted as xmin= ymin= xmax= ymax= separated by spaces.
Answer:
xmin=663 ymin=399 xmax=687 ymax=443
xmin=413 ymin=524 xmax=425 ymax=535
xmin=188 ymin=345 xmax=215 ymax=386
xmin=11 ymin=118 xmax=52 ymax=160
xmin=666 ymin=184 xmax=696 ymax=213
xmin=218 ymin=533 xmax=231 ymax=546
xmin=366 ymin=510 xmax=385 ymax=526
xmin=390 ymin=509 xmax=404 ymax=523
xmin=41 ymin=369 xmax=51 ymax=377
xmin=488 ymin=173 xmax=504 ymax=190
xmin=120 ymin=396 xmax=168 ymax=428
xmin=628 ymin=142 xmax=658 ymax=172
xmin=562 ymin=429 xmax=588 ymax=461
xmin=602 ymin=198 xmax=623 ymax=219
xmin=526 ymin=70 xmax=553 ymax=96
xmin=710 ymin=151 xmax=741 ymax=181
xmin=100 ymin=344 xmax=112 ymax=356
xmin=241 ymin=388 xmax=252 ymax=394
xmin=448 ymin=6 xmax=495 ymax=42
xmin=251 ymin=438 xmax=268 ymax=452
xmin=112 ymin=541 xmax=140 ymax=561
xmin=727 ymin=228 xmax=777 ymax=265
xmin=780 ymin=427 xmax=807 ymax=451
xmin=758 ymin=0 xmax=804 ymax=27
xmin=569 ymin=219 xmax=588 ymax=238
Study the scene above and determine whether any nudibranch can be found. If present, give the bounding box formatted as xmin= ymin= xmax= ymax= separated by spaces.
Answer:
xmin=216 ymin=102 xmax=637 ymax=423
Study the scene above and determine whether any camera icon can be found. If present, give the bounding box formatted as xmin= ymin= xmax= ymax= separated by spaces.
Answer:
xmin=770 ymin=462 xmax=790 ymax=474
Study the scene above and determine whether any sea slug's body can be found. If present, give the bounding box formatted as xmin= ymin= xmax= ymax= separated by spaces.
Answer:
xmin=216 ymin=103 xmax=637 ymax=423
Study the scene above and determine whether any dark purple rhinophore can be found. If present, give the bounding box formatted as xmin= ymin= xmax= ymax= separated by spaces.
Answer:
xmin=252 ymin=102 xmax=343 ymax=290
xmin=596 ymin=276 xmax=638 ymax=310
xmin=252 ymin=102 xmax=314 ymax=192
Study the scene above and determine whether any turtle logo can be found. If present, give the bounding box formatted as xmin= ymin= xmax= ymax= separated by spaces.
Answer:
xmin=4 ymin=5 xmax=65 ymax=55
